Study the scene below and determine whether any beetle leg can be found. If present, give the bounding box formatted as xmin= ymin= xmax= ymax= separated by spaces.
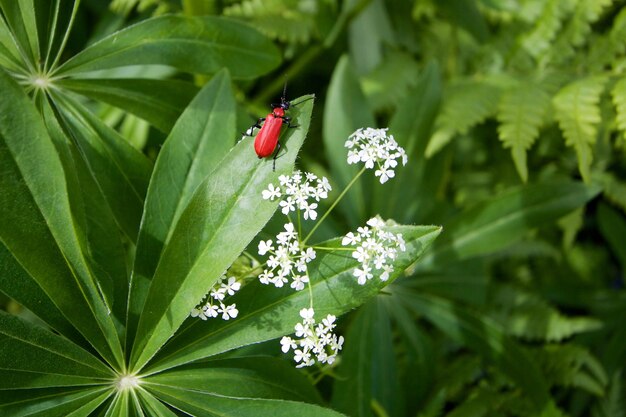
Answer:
xmin=272 ymin=141 xmax=281 ymax=171
xmin=243 ymin=117 xmax=265 ymax=137
xmin=282 ymin=116 xmax=298 ymax=129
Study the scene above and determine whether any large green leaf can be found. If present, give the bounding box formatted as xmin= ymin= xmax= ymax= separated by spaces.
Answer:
xmin=50 ymin=90 xmax=153 ymax=242
xmin=371 ymin=61 xmax=442 ymax=223
xmin=126 ymin=70 xmax=236 ymax=352
xmin=57 ymin=78 xmax=199 ymax=133
xmin=399 ymin=292 xmax=556 ymax=414
xmin=144 ymin=358 xmax=323 ymax=404
xmin=0 ymin=0 xmax=39 ymax=67
xmin=0 ymin=242 xmax=82 ymax=343
xmin=0 ymin=311 xmax=113 ymax=390
xmin=0 ymin=12 xmax=27 ymax=72
xmin=54 ymin=15 xmax=281 ymax=79
xmin=41 ymin=97 xmax=129 ymax=327
xmin=142 ymin=225 xmax=441 ymax=374
xmin=323 ymin=55 xmax=375 ymax=227
xmin=0 ymin=386 xmax=112 ymax=417
xmin=144 ymin=385 xmax=346 ymax=417
xmin=331 ymin=299 xmax=402 ymax=417
xmin=129 ymin=97 xmax=315 ymax=372
xmin=418 ymin=181 xmax=601 ymax=267
xmin=0 ymin=69 xmax=123 ymax=368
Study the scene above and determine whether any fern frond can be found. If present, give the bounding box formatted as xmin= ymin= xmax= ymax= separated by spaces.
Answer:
xmin=519 ymin=0 xmax=571 ymax=58
xmin=497 ymin=83 xmax=550 ymax=182
xmin=611 ymin=77 xmax=626 ymax=141
xmin=426 ymin=81 xmax=500 ymax=157
xmin=593 ymin=371 xmax=625 ymax=417
xmin=547 ymin=0 xmax=614 ymax=64
xmin=587 ymin=8 xmax=626 ymax=71
xmin=600 ymin=173 xmax=626 ymax=214
xmin=552 ymin=76 xmax=607 ymax=182
xmin=530 ymin=345 xmax=608 ymax=396
xmin=224 ymin=0 xmax=316 ymax=44
xmin=493 ymin=286 xmax=603 ymax=342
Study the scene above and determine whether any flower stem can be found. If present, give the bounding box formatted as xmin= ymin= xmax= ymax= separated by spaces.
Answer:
xmin=302 ymin=166 xmax=367 ymax=245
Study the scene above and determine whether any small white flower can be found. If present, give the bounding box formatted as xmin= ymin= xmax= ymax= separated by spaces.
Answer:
xmin=258 ymin=240 xmax=274 ymax=255
xmin=345 ymin=128 xmax=407 ymax=184
xmin=341 ymin=216 xmax=407 ymax=285
xmin=191 ymin=272 xmax=243 ymax=322
xmin=262 ymin=183 xmax=282 ymax=200
xmin=261 ymin=171 xmax=331 ymax=221
xmin=257 ymin=222 xmax=317 ymax=292
xmin=302 ymin=202 xmax=318 ymax=220
xmin=281 ymin=310 xmax=344 ymax=368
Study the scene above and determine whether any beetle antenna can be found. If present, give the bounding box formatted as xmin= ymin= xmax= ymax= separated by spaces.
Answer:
xmin=282 ymin=78 xmax=288 ymax=101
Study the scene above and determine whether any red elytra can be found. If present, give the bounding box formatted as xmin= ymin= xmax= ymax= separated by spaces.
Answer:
xmin=254 ymin=106 xmax=287 ymax=158
xmin=245 ymin=84 xmax=314 ymax=169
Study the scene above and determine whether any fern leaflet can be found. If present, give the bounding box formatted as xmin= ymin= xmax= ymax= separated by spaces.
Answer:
xmin=530 ymin=345 xmax=608 ymax=396
xmin=497 ymin=83 xmax=550 ymax=182
xmin=552 ymin=76 xmax=606 ymax=182
xmin=611 ymin=77 xmax=626 ymax=141
xmin=224 ymin=0 xmax=316 ymax=44
xmin=426 ymin=81 xmax=500 ymax=157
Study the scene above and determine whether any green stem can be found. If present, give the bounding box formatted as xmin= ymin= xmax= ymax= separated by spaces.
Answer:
xmin=303 ymin=166 xmax=367 ymax=245
xmin=253 ymin=0 xmax=371 ymax=105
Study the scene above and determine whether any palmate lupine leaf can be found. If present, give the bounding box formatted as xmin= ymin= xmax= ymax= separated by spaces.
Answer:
xmin=0 ymin=69 xmax=124 ymax=369
xmin=125 ymin=71 xmax=236 ymax=353
xmin=552 ymin=76 xmax=606 ymax=182
xmin=497 ymin=83 xmax=551 ymax=182
xmin=425 ymin=80 xmax=500 ymax=157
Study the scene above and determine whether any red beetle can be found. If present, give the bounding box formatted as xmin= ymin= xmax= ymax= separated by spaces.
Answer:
xmin=245 ymin=85 xmax=313 ymax=170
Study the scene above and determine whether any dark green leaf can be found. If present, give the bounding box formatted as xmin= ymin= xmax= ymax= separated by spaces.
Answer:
xmin=418 ymin=181 xmax=601 ymax=267
xmin=0 ymin=69 xmax=123 ymax=368
xmin=57 ymin=78 xmax=199 ymax=133
xmin=55 ymin=15 xmax=281 ymax=79
xmin=323 ymin=55 xmax=375 ymax=227
xmin=41 ymin=97 xmax=129 ymax=327
xmin=332 ymin=300 xmax=403 ymax=417
xmin=0 ymin=0 xmax=39 ymax=66
xmin=145 ymin=384 xmax=346 ymax=417
xmin=371 ymin=61 xmax=442 ymax=223
xmin=126 ymin=70 xmax=236 ymax=352
xmin=0 ymin=311 xmax=113 ymax=389
xmin=145 ymin=357 xmax=323 ymax=404
xmin=0 ymin=241 xmax=82 ymax=342
xmin=0 ymin=386 xmax=112 ymax=417
xmin=399 ymin=292 xmax=556 ymax=413
xmin=50 ymin=90 xmax=153 ymax=242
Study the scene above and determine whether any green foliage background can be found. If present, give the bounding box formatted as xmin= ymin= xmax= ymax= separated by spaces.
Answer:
xmin=1 ymin=0 xmax=625 ymax=416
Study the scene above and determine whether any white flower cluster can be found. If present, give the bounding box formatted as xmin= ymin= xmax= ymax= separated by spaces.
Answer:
xmin=262 ymin=170 xmax=331 ymax=220
xmin=345 ymin=127 xmax=408 ymax=184
xmin=341 ymin=217 xmax=406 ymax=285
xmin=280 ymin=308 xmax=344 ymax=368
xmin=191 ymin=274 xmax=241 ymax=321
xmin=258 ymin=223 xmax=316 ymax=291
